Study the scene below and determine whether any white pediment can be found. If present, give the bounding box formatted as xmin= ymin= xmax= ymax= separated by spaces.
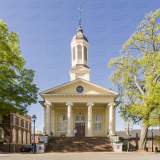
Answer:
xmin=40 ymin=79 xmax=119 ymax=95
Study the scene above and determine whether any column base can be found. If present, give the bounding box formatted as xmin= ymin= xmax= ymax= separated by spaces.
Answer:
xmin=66 ymin=135 xmax=73 ymax=137
xmin=86 ymin=135 xmax=94 ymax=137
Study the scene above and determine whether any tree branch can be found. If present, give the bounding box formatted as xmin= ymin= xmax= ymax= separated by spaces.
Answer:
xmin=133 ymin=74 xmax=145 ymax=95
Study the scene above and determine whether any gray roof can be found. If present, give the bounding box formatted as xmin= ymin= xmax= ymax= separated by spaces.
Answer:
xmin=116 ymin=129 xmax=160 ymax=139
xmin=72 ymin=26 xmax=88 ymax=42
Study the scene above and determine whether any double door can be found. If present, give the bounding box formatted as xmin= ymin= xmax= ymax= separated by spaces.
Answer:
xmin=75 ymin=123 xmax=85 ymax=137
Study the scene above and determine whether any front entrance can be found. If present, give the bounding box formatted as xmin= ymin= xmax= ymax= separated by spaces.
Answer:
xmin=75 ymin=123 xmax=85 ymax=137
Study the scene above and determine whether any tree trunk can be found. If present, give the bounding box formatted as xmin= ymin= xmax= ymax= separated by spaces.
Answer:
xmin=139 ymin=122 xmax=149 ymax=150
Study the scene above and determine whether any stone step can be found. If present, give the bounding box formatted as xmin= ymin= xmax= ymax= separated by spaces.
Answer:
xmin=45 ymin=137 xmax=113 ymax=152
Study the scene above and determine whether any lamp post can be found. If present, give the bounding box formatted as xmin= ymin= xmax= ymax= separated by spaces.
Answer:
xmin=151 ymin=129 xmax=153 ymax=152
xmin=32 ymin=114 xmax=37 ymax=154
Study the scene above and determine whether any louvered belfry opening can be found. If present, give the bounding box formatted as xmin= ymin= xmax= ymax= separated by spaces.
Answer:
xmin=84 ymin=46 xmax=87 ymax=61
xmin=77 ymin=45 xmax=82 ymax=59
xmin=73 ymin=46 xmax=75 ymax=60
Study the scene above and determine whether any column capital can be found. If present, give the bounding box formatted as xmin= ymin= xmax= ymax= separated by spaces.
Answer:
xmin=44 ymin=101 xmax=51 ymax=106
xmin=87 ymin=102 xmax=94 ymax=106
xmin=108 ymin=102 xmax=115 ymax=106
xmin=66 ymin=102 xmax=73 ymax=106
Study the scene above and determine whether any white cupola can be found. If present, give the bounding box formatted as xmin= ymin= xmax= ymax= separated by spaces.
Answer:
xmin=69 ymin=26 xmax=91 ymax=81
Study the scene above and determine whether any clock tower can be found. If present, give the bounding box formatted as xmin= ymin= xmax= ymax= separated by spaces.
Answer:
xmin=69 ymin=26 xmax=91 ymax=81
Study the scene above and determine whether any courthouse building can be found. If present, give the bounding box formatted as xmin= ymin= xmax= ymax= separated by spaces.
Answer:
xmin=39 ymin=26 xmax=120 ymax=137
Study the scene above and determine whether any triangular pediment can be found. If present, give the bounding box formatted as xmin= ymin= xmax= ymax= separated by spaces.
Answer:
xmin=40 ymin=79 xmax=119 ymax=95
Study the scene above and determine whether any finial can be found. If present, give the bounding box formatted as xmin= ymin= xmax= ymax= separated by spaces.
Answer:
xmin=78 ymin=3 xmax=82 ymax=27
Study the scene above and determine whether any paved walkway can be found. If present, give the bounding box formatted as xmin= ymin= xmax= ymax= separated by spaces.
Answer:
xmin=0 ymin=152 xmax=160 ymax=160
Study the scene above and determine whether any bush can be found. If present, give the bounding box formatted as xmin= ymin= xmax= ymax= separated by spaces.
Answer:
xmin=122 ymin=144 xmax=127 ymax=151
xmin=0 ymin=140 xmax=4 ymax=144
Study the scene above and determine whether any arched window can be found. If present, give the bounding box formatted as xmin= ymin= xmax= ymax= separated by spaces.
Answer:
xmin=84 ymin=46 xmax=87 ymax=61
xmin=94 ymin=113 xmax=101 ymax=131
xmin=77 ymin=45 xmax=82 ymax=59
xmin=18 ymin=130 xmax=21 ymax=144
xmin=23 ymin=131 xmax=26 ymax=144
xmin=73 ymin=46 xmax=75 ymax=60
xmin=75 ymin=112 xmax=85 ymax=121
xmin=12 ymin=128 xmax=17 ymax=143
xmin=0 ymin=128 xmax=3 ymax=140
xmin=59 ymin=113 xmax=66 ymax=131
xmin=27 ymin=132 xmax=30 ymax=144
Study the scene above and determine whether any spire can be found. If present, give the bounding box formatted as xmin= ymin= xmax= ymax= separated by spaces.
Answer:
xmin=78 ymin=3 xmax=82 ymax=27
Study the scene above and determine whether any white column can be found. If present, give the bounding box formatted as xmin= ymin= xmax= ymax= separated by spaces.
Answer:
xmin=87 ymin=102 xmax=94 ymax=137
xmin=44 ymin=108 xmax=46 ymax=134
xmin=51 ymin=105 xmax=55 ymax=136
xmin=66 ymin=102 xmax=73 ymax=137
xmin=82 ymin=45 xmax=84 ymax=64
xmin=108 ymin=103 xmax=115 ymax=135
xmin=105 ymin=105 xmax=109 ymax=136
xmin=44 ymin=101 xmax=51 ymax=135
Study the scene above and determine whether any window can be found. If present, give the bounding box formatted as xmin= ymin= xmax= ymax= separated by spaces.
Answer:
xmin=73 ymin=46 xmax=75 ymax=60
xmin=18 ymin=130 xmax=21 ymax=144
xmin=59 ymin=113 xmax=66 ymax=131
xmin=0 ymin=129 xmax=2 ymax=140
xmin=75 ymin=112 xmax=85 ymax=121
xmin=12 ymin=128 xmax=16 ymax=143
xmin=84 ymin=46 xmax=87 ymax=61
xmin=13 ymin=116 xmax=16 ymax=125
xmin=94 ymin=113 xmax=101 ymax=131
xmin=24 ymin=121 xmax=25 ymax=128
xmin=77 ymin=45 xmax=82 ymax=59
xmin=28 ymin=122 xmax=30 ymax=129
xmin=23 ymin=131 xmax=26 ymax=144
xmin=19 ymin=119 xmax=21 ymax=127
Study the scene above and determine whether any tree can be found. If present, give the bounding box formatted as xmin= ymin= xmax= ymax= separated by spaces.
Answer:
xmin=108 ymin=9 xmax=160 ymax=150
xmin=0 ymin=20 xmax=38 ymax=116
xmin=36 ymin=130 xmax=42 ymax=134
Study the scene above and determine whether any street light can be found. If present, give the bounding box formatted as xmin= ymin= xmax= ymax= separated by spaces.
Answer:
xmin=151 ymin=129 xmax=153 ymax=152
xmin=32 ymin=114 xmax=37 ymax=154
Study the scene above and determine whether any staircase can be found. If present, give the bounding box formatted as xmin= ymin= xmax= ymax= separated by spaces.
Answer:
xmin=45 ymin=137 xmax=113 ymax=152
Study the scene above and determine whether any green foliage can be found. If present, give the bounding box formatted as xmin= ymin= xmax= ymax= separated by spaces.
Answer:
xmin=37 ymin=130 xmax=42 ymax=134
xmin=108 ymin=9 xmax=160 ymax=127
xmin=0 ymin=20 xmax=39 ymax=116
xmin=0 ymin=140 xmax=3 ymax=144
xmin=122 ymin=144 xmax=127 ymax=151
xmin=154 ymin=134 xmax=160 ymax=146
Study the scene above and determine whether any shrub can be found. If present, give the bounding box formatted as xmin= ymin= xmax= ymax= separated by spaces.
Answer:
xmin=122 ymin=144 xmax=127 ymax=151
xmin=0 ymin=140 xmax=4 ymax=144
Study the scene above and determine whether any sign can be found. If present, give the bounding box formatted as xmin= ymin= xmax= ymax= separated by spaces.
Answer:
xmin=39 ymin=146 xmax=41 ymax=150
xmin=117 ymin=146 xmax=120 ymax=149
xmin=74 ymin=130 xmax=77 ymax=133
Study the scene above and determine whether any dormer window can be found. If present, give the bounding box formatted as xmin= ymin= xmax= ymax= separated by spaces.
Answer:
xmin=77 ymin=75 xmax=83 ymax=79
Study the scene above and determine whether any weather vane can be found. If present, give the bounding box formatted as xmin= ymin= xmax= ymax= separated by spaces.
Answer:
xmin=78 ymin=3 xmax=82 ymax=27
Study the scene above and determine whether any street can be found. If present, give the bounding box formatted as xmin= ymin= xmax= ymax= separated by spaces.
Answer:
xmin=0 ymin=152 xmax=160 ymax=160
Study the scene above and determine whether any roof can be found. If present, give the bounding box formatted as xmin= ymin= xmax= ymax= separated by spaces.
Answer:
xmin=72 ymin=26 xmax=88 ymax=42
xmin=116 ymin=129 xmax=160 ymax=139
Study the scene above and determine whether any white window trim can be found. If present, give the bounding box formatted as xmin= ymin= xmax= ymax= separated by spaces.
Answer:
xmin=59 ymin=113 xmax=66 ymax=131
xmin=94 ymin=113 xmax=102 ymax=131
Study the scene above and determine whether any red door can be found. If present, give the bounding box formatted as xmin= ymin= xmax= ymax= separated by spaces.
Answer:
xmin=75 ymin=123 xmax=85 ymax=137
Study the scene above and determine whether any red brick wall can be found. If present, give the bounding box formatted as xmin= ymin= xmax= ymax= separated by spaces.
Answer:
xmin=0 ymin=113 xmax=31 ymax=145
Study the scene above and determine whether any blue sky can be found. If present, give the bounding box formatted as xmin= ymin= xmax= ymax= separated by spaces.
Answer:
xmin=0 ymin=0 xmax=159 ymax=132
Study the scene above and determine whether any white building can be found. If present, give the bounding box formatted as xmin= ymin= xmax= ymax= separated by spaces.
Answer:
xmin=39 ymin=26 xmax=120 ymax=137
